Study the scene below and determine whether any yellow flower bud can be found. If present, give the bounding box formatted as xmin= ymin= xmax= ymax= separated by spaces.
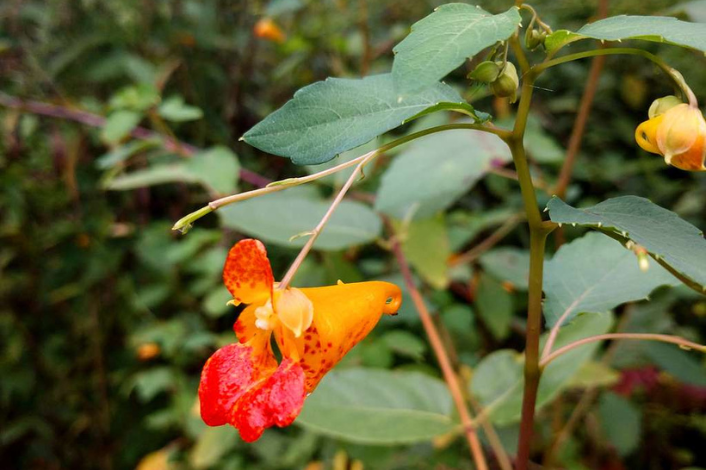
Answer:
xmin=635 ymin=102 xmax=706 ymax=171
xmin=490 ymin=62 xmax=519 ymax=103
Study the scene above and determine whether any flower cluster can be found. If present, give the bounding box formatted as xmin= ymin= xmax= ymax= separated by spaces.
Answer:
xmin=635 ymin=96 xmax=706 ymax=171
xmin=198 ymin=239 xmax=402 ymax=442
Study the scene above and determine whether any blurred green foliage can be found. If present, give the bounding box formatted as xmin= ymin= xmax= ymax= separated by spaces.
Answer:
xmin=1 ymin=0 xmax=706 ymax=469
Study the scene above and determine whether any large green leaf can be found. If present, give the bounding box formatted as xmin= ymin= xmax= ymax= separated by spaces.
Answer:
xmin=543 ymin=232 xmax=679 ymax=326
xmin=218 ymin=189 xmax=381 ymax=251
xmin=547 ymin=196 xmax=706 ymax=294
xmin=242 ymin=74 xmax=468 ymax=165
xmin=546 ymin=15 xmax=706 ymax=52
xmin=375 ymin=127 xmax=511 ymax=219
xmin=392 ymin=4 xmax=520 ymax=95
xmin=471 ymin=312 xmax=614 ymax=425
xmin=296 ymin=368 xmax=458 ymax=444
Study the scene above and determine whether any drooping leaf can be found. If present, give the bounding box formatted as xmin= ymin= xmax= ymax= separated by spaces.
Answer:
xmin=296 ymin=368 xmax=458 ymax=444
xmin=218 ymin=189 xmax=381 ymax=251
xmin=546 ymin=15 xmax=706 ymax=52
xmin=471 ymin=312 xmax=614 ymax=425
xmin=375 ymin=127 xmax=511 ymax=219
xmin=242 ymin=73 xmax=469 ymax=165
xmin=392 ymin=4 xmax=521 ymax=95
xmin=543 ymin=232 xmax=679 ymax=326
xmin=547 ymin=196 xmax=706 ymax=294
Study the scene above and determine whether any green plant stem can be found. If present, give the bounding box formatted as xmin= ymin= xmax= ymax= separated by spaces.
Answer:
xmin=535 ymin=48 xmax=695 ymax=103
xmin=172 ymin=122 xmax=509 ymax=232
xmin=506 ymin=73 xmax=556 ymax=470
xmin=540 ymin=333 xmax=706 ymax=367
xmin=389 ymin=232 xmax=490 ymax=470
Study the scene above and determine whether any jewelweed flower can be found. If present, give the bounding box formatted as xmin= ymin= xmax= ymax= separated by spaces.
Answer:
xmin=198 ymin=239 xmax=402 ymax=442
xmin=635 ymin=98 xmax=706 ymax=171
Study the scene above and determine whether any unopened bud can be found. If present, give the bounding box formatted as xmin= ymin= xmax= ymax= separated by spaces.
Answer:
xmin=490 ymin=62 xmax=519 ymax=103
xmin=526 ymin=29 xmax=546 ymax=50
xmin=648 ymin=95 xmax=682 ymax=119
xmin=468 ymin=61 xmax=500 ymax=83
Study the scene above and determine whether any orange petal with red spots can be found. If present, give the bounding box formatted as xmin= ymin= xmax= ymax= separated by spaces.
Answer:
xmin=230 ymin=358 xmax=305 ymax=442
xmin=198 ymin=343 xmax=276 ymax=427
xmin=223 ymin=239 xmax=274 ymax=305
xmin=297 ymin=281 xmax=402 ymax=391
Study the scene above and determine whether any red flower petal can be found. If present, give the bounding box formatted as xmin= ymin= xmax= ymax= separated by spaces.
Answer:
xmin=198 ymin=343 xmax=275 ymax=427
xmin=223 ymin=239 xmax=274 ymax=305
xmin=230 ymin=358 xmax=306 ymax=442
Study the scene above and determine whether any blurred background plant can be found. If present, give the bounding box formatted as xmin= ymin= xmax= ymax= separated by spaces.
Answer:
xmin=1 ymin=0 xmax=706 ymax=469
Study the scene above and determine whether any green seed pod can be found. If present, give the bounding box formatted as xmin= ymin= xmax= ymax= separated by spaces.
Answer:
xmin=490 ymin=62 xmax=519 ymax=102
xmin=648 ymin=95 xmax=683 ymax=119
xmin=468 ymin=61 xmax=500 ymax=83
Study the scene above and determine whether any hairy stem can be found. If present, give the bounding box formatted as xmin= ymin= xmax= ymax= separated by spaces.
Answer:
xmin=390 ymin=234 xmax=489 ymax=470
xmin=278 ymin=153 xmax=376 ymax=289
xmin=540 ymin=333 xmax=706 ymax=368
xmin=535 ymin=48 xmax=694 ymax=103
xmin=173 ymin=122 xmax=509 ymax=232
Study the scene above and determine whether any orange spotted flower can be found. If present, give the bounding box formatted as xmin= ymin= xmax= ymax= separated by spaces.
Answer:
xmin=198 ymin=239 xmax=402 ymax=442
xmin=635 ymin=96 xmax=706 ymax=171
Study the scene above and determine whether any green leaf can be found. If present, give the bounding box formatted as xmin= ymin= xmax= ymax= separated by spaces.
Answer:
xmin=219 ymin=189 xmax=381 ymax=251
xmin=642 ymin=342 xmax=706 ymax=387
xmin=296 ymin=368 xmax=458 ymax=444
xmin=96 ymin=138 xmax=162 ymax=170
xmin=375 ymin=127 xmax=511 ymax=219
xmin=105 ymin=146 xmax=239 ymax=194
xmin=543 ymin=232 xmax=679 ymax=326
xmin=101 ymin=110 xmax=142 ymax=144
xmin=598 ymin=392 xmax=642 ymax=457
xmin=242 ymin=73 xmax=467 ymax=165
xmin=380 ymin=330 xmax=427 ymax=361
xmin=159 ymin=96 xmax=204 ymax=122
xmin=475 ymin=273 xmax=514 ymax=341
xmin=546 ymin=15 xmax=706 ymax=52
xmin=394 ymin=215 xmax=450 ymax=289
xmin=185 ymin=146 xmax=240 ymax=194
xmin=392 ymin=4 xmax=521 ymax=95
xmin=471 ymin=312 xmax=614 ymax=425
xmin=479 ymin=247 xmax=530 ymax=290
xmin=104 ymin=164 xmax=199 ymax=190
xmin=547 ymin=196 xmax=706 ymax=293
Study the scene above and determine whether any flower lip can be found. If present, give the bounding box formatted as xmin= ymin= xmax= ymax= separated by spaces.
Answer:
xmin=635 ymin=100 xmax=706 ymax=172
xmin=201 ymin=239 xmax=403 ymax=441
